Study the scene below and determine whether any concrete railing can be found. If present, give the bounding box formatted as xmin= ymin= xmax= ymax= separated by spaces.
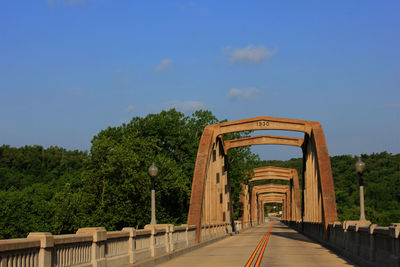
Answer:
xmin=0 ymin=220 xmax=250 ymax=267
xmin=200 ymin=223 xmax=231 ymax=241
xmin=287 ymin=221 xmax=400 ymax=267
xmin=327 ymin=222 xmax=400 ymax=267
xmin=234 ymin=220 xmax=243 ymax=232
xmin=0 ymin=224 xmax=197 ymax=267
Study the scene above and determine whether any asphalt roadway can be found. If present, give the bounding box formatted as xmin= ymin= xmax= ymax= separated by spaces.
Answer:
xmin=156 ymin=221 xmax=355 ymax=267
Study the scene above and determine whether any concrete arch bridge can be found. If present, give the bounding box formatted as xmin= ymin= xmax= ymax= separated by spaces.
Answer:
xmin=1 ymin=116 xmax=398 ymax=267
xmin=188 ymin=116 xmax=338 ymax=242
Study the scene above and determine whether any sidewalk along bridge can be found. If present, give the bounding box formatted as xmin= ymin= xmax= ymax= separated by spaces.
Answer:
xmin=0 ymin=116 xmax=399 ymax=267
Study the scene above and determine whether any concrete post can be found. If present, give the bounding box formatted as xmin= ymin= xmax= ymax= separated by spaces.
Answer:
xmin=77 ymin=227 xmax=107 ymax=267
xmin=369 ymin=224 xmax=377 ymax=262
xmin=182 ymin=224 xmax=189 ymax=247
xmin=389 ymin=224 xmax=400 ymax=266
xmin=145 ymin=224 xmax=172 ymax=256
xmin=122 ymin=227 xmax=136 ymax=264
xmin=27 ymin=232 xmax=54 ymax=267
xmin=168 ymin=225 xmax=174 ymax=253
xmin=359 ymin=185 xmax=366 ymax=221
xmin=151 ymin=188 xmax=157 ymax=225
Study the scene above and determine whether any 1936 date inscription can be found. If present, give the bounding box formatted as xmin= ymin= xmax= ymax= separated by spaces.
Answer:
xmin=256 ymin=121 xmax=269 ymax=127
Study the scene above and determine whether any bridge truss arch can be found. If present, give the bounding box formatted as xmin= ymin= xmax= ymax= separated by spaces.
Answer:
xmin=252 ymin=184 xmax=292 ymax=224
xmin=188 ymin=116 xmax=337 ymax=242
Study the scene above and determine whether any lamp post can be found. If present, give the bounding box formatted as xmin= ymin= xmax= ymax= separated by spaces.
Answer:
xmin=355 ymin=157 xmax=366 ymax=221
xmin=148 ymin=162 xmax=158 ymax=225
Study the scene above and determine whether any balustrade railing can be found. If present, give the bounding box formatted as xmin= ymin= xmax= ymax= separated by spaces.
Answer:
xmin=0 ymin=220 xmax=249 ymax=267
xmin=0 ymin=224 xmax=198 ymax=267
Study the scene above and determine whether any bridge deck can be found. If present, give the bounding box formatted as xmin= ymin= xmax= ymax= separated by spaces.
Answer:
xmin=156 ymin=221 xmax=354 ymax=267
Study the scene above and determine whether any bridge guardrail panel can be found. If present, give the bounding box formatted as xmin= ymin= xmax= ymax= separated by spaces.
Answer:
xmin=104 ymin=231 xmax=130 ymax=267
xmin=53 ymin=234 xmax=92 ymax=267
xmin=172 ymin=226 xmax=187 ymax=250
xmin=345 ymin=225 xmax=359 ymax=256
xmin=134 ymin=229 xmax=151 ymax=262
xmin=373 ymin=227 xmax=393 ymax=267
xmin=333 ymin=223 xmax=345 ymax=250
xmin=0 ymin=238 xmax=40 ymax=267
xmin=357 ymin=226 xmax=371 ymax=262
xmin=187 ymin=225 xmax=196 ymax=246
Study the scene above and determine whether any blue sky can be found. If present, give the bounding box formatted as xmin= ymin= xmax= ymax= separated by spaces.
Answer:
xmin=1 ymin=0 xmax=399 ymax=160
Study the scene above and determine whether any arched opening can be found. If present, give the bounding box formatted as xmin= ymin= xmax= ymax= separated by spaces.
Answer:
xmin=188 ymin=116 xmax=337 ymax=242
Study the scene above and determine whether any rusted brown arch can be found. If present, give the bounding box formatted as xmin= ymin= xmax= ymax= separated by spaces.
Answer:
xmin=253 ymin=186 xmax=290 ymax=223
xmin=254 ymin=166 xmax=292 ymax=175
xmin=223 ymin=135 xmax=304 ymax=154
xmin=258 ymin=194 xmax=287 ymax=222
xmin=257 ymin=190 xmax=292 ymax=223
xmin=260 ymin=198 xmax=285 ymax=221
xmin=238 ymin=183 xmax=251 ymax=228
xmin=250 ymin=173 xmax=291 ymax=182
xmin=213 ymin=116 xmax=313 ymax=136
xmin=252 ymin=185 xmax=291 ymax=224
xmin=260 ymin=197 xmax=285 ymax=219
xmin=249 ymin=168 xmax=302 ymax=223
xmin=188 ymin=116 xmax=337 ymax=242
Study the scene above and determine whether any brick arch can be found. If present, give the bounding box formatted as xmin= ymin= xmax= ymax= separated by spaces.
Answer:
xmin=188 ymin=116 xmax=337 ymax=242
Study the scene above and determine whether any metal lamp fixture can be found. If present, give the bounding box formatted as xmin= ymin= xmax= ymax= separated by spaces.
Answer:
xmin=355 ymin=157 xmax=366 ymax=175
xmin=148 ymin=162 xmax=158 ymax=178
xmin=355 ymin=157 xmax=367 ymax=221
xmin=148 ymin=162 xmax=158 ymax=224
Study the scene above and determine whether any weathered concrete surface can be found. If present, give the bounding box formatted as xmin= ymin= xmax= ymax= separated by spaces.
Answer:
xmin=262 ymin=221 xmax=354 ymax=267
xmin=155 ymin=221 xmax=354 ymax=267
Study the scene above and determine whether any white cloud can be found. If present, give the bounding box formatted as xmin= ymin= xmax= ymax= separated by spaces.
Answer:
xmin=166 ymin=101 xmax=206 ymax=112
xmin=154 ymin=58 xmax=173 ymax=73
xmin=124 ymin=105 xmax=135 ymax=113
xmin=227 ymin=88 xmax=261 ymax=101
xmin=224 ymin=45 xmax=278 ymax=65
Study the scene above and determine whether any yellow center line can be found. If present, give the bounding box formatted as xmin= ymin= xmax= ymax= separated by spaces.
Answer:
xmin=254 ymin=223 xmax=274 ymax=267
xmin=245 ymin=223 xmax=274 ymax=267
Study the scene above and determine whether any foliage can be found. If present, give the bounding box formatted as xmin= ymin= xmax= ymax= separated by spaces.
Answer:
xmin=331 ymin=152 xmax=400 ymax=225
xmin=0 ymin=109 xmax=234 ymax=238
xmin=256 ymin=152 xmax=400 ymax=225
xmin=1 ymin=111 xmax=399 ymax=238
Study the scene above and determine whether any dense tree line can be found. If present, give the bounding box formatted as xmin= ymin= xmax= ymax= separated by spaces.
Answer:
xmin=0 ymin=109 xmax=256 ymax=238
xmin=258 ymin=152 xmax=400 ymax=225
xmin=1 ymin=110 xmax=399 ymax=238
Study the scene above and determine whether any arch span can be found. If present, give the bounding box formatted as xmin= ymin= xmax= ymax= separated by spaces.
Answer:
xmin=238 ymin=183 xmax=251 ymax=228
xmin=188 ymin=116 xmax=337 ymax=242
xmin=249 ymin=168 xmax=301 ymax=223
xmin=259 ymin=195 xmax=286 ymax=222
xmin=223 ymin=134 xmax=304 ymax=154
xmin=253 ymin=186 xmax=291 ymax=224
xmin=260 ymin=197 xmax=285 ymax=221
xmin=261 ymin=199 xmax=284 ymax=219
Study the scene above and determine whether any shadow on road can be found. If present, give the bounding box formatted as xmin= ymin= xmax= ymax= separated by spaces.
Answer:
xmin=270 ymin=230 xmax=316 ymax=244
